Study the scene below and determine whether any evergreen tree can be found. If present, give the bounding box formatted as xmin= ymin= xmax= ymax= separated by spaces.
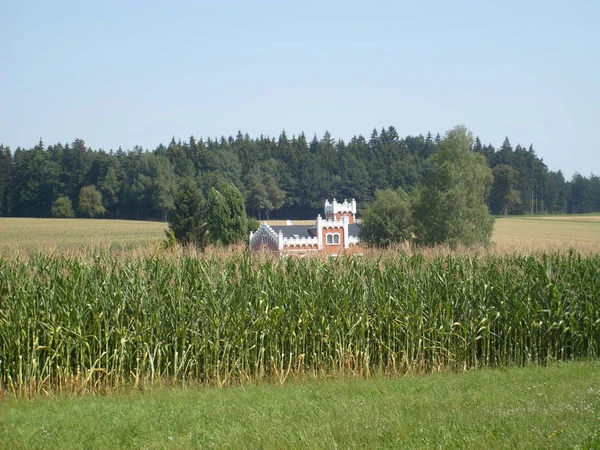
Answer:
xmin=246 ymin=173 xmax=271 ymax=219
xmin=153 ymin=157 xmax=177 ymax=221
xmin=221 ymin=183 xmax=248 ymax=243
xmin=495 ymin=137 xmax=513 ymax=166
xmin=472 ymin=136 xmax=483 ymax=153
xmin=490 ymin=165 xmax=520 ymax=216
xmin=338 ymin=151 xmax=370 ymax=203
xmin=99 ymin=165 xmax=121 ymax=218
xmin=167 ymin=178 xmax=206 ymax=245
xmin=262 ymin=173 xmax=285 ymax=219
xmin=10 ymin=145 xmax=59 ymax=217
xmin=0 ymin=145 xmax=12 ymax=216
xmin=422 ymin=131 xmax=436 ymax=159
xmin=569 ymin=173 xmax=594 ymax=213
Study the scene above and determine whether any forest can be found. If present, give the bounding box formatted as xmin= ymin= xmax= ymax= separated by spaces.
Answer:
xmin=0 ymin=127 xmax=598 ymax=221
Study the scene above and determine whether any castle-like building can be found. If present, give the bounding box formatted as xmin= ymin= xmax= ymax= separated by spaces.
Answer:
xmin=249 ymin=198 xmax=361 ymax=255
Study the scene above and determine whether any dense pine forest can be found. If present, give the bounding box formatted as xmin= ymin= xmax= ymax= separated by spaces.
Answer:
xmin=0 ymin=127 xmax=598 ymax=221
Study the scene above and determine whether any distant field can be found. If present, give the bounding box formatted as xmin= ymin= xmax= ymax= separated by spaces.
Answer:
xmin=0 ymin=215 xmax=598 ymax=253
xmin=0 ymin=218 xmax=166 ymax=252
xmin=493 ymin=215 xmax=600 ymax=249
xmin=268 ymin=215 xmax=600 ymax=251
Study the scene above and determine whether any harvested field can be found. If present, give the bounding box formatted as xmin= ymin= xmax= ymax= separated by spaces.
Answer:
xmin=0 ymin=218 xmax=165 ymax=253
xmin=493 ymin=216 xmax=600 ymax=250
xmin=0 ymin=215 xmax=598 ymax=255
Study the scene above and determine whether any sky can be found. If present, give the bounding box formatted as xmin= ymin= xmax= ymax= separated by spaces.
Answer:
xmin=1 ymin=0 xmax=598 ymax=179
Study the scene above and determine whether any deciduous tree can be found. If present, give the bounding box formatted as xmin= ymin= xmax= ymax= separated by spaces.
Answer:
xmin=413 ymin=125 xmax=494 ymax=246
xmin=205 ymin=184 xmax=248 ymax=246
xmin=78 ymin=185 xmax=106 ymax=218
xmin=51 ymin=196 xmax=75 ymax=218
xmin=361 ymin=188 xmax=413 ymax=247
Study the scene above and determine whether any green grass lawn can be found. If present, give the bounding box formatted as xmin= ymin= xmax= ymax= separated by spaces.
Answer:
xmin=2 ymin=361 xmax=599 ymax=449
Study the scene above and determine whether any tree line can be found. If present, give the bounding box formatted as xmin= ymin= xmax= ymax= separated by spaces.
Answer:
xmin=361 ymin=126 xmax=495 ymax=247
xmin=0 ymin=126 xmax=598 ymax=221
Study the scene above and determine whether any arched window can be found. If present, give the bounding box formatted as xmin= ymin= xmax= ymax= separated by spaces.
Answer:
xmin=326 ymin=233 xmax=340 ymax=245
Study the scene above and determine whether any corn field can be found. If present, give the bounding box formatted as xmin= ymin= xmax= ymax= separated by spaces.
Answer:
xmin=1 ymin=251 xmax=599 ymax=397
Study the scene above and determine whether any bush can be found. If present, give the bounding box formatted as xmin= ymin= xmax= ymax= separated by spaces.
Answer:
xmin=78 ymin=186 xmax=106 ymax=218
xmin=51 ymin=197 xmax=75 ymax=218
xmin=247 ymin=217 xmax=260 ymax=233
xmin=360 ymin=189 xmax=412 ymax=247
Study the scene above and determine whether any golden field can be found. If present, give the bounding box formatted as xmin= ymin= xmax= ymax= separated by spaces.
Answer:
xmin=0 ymin=215 xmax=598 ymax=254
xmin=492 ymin=215 xmax=600 ymax=249
xmin=0 ymin=218 xmax=166 ymax=253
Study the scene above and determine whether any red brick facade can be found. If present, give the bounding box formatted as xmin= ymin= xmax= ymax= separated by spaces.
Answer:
xmin=249 ymin=198 xmax=361 ymax=256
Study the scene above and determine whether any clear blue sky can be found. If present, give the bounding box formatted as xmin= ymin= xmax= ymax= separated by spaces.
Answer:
xmin=2 ymin=0 xmax=598 ymax=179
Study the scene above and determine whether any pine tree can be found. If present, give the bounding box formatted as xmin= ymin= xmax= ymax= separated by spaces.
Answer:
xmin=0 ymin=145 xmax=12 ymax=216
xmin=167 ymin=178 xmax=206 ymax=245
xmin=490 ymin=165 xmax=520 ymax=216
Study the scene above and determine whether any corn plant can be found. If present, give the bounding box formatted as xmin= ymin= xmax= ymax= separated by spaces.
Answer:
xmin=0 ymin=251 xmax=598 ymax=397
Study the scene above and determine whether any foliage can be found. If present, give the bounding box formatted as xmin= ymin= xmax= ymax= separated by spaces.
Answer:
xmin=247 ymin=217 xmax=260 ymax=233
xmin=490 ymin=164 xmax=520 ymax=216
xmin=0 ymin=145 xmax=12 ymax=217
xmin=51 ymin=196 xmax=75 ymax=218
xmin=205 ymin=184 xmax=248 ymax=246
xmin=413 ymin=126 xmax=494 ymax=246
xmin=0 ymin=128 xmax=596 ymax=221
xmin=360 ymin=188 xmax=413 ymax=247
xmin=246 ymin=172 xmax=285 ymax=220
xmin=167 ymin=178 xmax=206 ymax=246
xmin=78 ymin=185 xmax=106 ymax=218
xmin=0 ymin=251 xmax=598 ymax=398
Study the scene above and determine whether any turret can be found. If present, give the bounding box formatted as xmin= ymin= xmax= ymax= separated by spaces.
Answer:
xmin=324 ymin=198 xmax=356 ymax=224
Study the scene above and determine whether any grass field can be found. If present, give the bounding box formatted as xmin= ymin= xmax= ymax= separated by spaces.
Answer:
xmin=1 ymin=361 xmax=599 ymax=449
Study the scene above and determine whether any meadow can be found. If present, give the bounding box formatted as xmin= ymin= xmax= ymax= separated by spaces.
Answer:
xmin=2 ymin=361 xmax=599 ymax=449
